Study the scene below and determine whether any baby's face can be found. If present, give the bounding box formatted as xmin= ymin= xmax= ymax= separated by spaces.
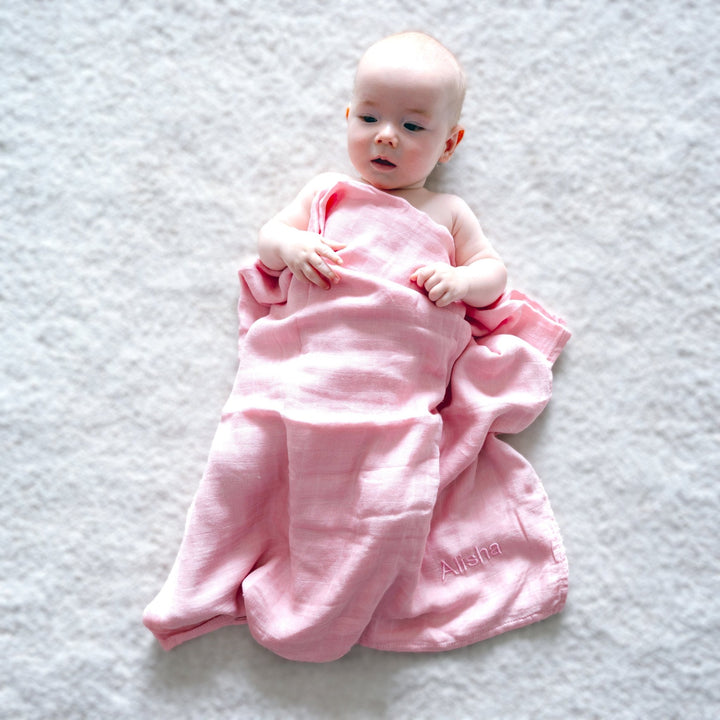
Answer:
xmin=347 ymin=55 xmax=460 ymax=191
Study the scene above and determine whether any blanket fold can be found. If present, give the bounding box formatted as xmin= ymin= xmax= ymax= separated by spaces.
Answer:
xmin=143 ymin=178 xmax=570 ymax=661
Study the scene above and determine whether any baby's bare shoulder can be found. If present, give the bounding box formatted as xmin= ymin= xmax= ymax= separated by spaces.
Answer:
xmin=416 ymin=190 xmax=475 ymax=233
xmin=304 ymin=171 xmax=353 ymax=195
xmin=288 ymin=172 xmax=352 ymax=216
xmin=435 ymin=191 xmax=474 ymax=216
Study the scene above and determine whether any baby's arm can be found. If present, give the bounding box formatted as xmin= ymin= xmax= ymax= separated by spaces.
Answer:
xmin=411 ymin=196 xmax=507 ymax=308
xmin=258 ymin=173 xmax=346 ymax=289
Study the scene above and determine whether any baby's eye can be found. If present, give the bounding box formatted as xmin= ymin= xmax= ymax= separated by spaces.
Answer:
xmin=360 ymin=115 xmax=377 ymax=123
xmin=404 ymin=122 xmax=424 ymax=132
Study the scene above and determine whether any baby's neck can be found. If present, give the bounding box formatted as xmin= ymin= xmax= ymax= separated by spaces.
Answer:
xmin=386 ymin=186 xmax=454 ymax=236
xmin=385 ymin=185 xmax=435 ymax=202
xmin=352 ymin=175 xmax=452 ymax=233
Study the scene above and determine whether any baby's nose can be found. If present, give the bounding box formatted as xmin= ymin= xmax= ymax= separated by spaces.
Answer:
xmin=375 ymin=123 xmax=398 ymax=146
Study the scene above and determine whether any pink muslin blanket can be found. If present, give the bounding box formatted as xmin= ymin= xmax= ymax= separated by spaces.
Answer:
xmin=143 ymin=178 xmax=571 ymax=662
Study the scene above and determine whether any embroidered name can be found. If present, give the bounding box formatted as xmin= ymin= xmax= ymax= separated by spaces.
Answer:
xmin=440 ymin=542 xmax=503 ymax=582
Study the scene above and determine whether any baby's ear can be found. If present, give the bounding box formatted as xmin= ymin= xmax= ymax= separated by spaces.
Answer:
xmin=439 ymin=125 xmax=464 ymax=164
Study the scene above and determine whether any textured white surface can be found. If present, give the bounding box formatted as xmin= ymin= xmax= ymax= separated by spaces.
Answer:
xmin=2 ymin=1 xmax=718 ymax=718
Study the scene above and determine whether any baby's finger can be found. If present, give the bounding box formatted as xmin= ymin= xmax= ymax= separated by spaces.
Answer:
xmin=299 ymin=264 xmax=330 ymax=289
xmin=427 ymin=281 xmax=446 ymax=302
xmin=317 ymin=243 xmax=344 ymax=267
xmin=425 ymin=274 xmax=445 ymax=294
xmin=410 ymin=266 xmax=433 ymax=287
xmin=323 ymin=239 xmax=347 ymax=253
xmin=433 ymin=292 xmax=452 ymax=307
xmin=308 ymin=254 xmax=340 ymax=287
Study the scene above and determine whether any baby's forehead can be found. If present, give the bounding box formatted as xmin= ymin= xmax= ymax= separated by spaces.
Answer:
xmin=357 ymin=37 xmax=456 ymax=80
xmin=352 ymin=60 xmax=460 ymax=122
xmin=354 ymin=34 xmax=465 ymax=116
xmin=352 ymin=79 xmax=449 ymax=123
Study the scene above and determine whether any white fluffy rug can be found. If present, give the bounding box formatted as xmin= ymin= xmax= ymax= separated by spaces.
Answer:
xmin=3 ymin=1 xmax=718 ymax=718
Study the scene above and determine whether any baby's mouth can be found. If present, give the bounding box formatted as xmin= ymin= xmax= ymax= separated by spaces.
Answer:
xmin=372 ymin=157 xmax=396 ymax=168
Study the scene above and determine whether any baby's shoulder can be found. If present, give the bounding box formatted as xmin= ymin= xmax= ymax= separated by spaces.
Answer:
xmin=431 ymin=191 xmax=474 ymax=217
xmin=304 ymin=172 xmax=353 ymax=196
xmin=290 ymin=172 xmax=350 ymax=214
xmin=412 ymin=190 xmax=476 ymax=236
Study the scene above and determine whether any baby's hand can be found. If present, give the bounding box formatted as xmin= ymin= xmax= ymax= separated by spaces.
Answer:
xmin=410 ymin=263 xmax=470 ymax=307
xmin=280 ymin=232 xmax=346 ymax=289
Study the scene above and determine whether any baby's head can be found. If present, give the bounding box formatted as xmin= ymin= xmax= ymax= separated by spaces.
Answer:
xmin=356 ymin=33 xmax=466 ymax=125
xmin=347 ymin=32 xmax=467 ymax=191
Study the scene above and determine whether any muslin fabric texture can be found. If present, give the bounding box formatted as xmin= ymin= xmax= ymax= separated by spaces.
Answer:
xmin=143 ymin=179 xmax=570 ymax=662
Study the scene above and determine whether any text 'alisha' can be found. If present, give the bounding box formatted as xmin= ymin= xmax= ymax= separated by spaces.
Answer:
xmin=440 ymin=542 xmax=503 ymax=582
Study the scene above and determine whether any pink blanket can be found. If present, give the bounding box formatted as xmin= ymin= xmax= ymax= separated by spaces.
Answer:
xmin=143 ymin=179 xmax=571 ymax=662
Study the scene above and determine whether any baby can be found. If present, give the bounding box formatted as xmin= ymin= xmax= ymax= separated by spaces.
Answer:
xmin=258 ymin=31 xmax=507 ymax=309
xmin=143 ymin=32 xmax=570 ymax=662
